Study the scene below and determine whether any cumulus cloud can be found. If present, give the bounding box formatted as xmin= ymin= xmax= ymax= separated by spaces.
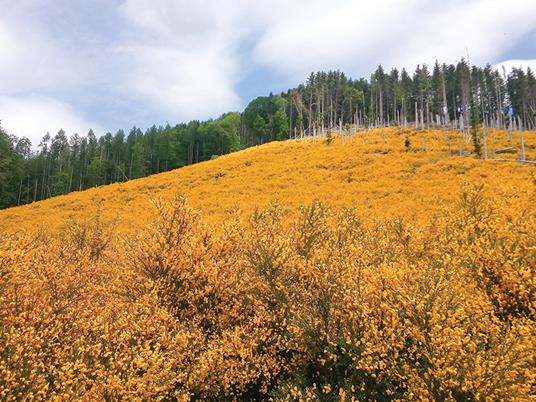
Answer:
xmin=115 ymin=0 xmax=254 ymax=119
xmin=252 ymin=0 xmax=413 ymax=78
xmin=116 ymin=45 xmax=240 ymax=118
xmin=493 ymin=59 xmax=536 ymax=75
xmin=0 ymin=0 xmax=535 ymax=144
xmin=252 ymin=0 xmax=536 ymax=77
xmin=0 ymin=2 xmax=87 ymax=94
xmin=0 ymin=95 xmax=104 ymax=145
xmin=0 ymin=1 xmax=104 ymax=144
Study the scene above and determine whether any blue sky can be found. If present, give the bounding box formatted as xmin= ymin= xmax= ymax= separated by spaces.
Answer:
xmin=1 ymin=0 xmax=535 ymax=145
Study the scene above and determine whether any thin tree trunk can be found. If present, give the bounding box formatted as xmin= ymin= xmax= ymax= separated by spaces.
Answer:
xmin=520 ymin=132 xmax=526 ymax=161
xmin=483 ymin=126 xmax=488 ymax=160
xmin=17 ymin=179 xmax=23 ymax=205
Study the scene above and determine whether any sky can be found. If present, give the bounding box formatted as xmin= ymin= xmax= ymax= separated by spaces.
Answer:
xmin=1 ymin=0 xmax=535 ymax=146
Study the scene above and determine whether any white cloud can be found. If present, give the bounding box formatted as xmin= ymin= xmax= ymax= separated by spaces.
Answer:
xmin=115 ymin=0 xmax=257 ymax=120
xmin=0 ymin=2 xmax=84 ymax=95
xmin=388 ymin=0 xmax=536 ymax=70
xmin=0 ymin=95 xmax=104 ymax=145
xmin=0 ymin=1 xmax=102 ymax=146
xmin=1 ymin=0 xmax=535 ymax=144
xmin=116 ymin=45 xmax=240 ymax=118
xmin=252 ymin=0 xmax=415 ymax=78
xmin=252 ymin=0 xmax=536 ymax=77
xmin=493 ymin=59 xmax=536 ymax=76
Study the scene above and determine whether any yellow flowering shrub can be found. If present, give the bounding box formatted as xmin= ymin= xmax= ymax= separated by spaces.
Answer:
xmin=0 ymin=128 xmax=534 ymax=234
xmin=0 ymin=129 xmax=535 ymax=400
xmin=1 ymin=185 xmax=535 ymax=400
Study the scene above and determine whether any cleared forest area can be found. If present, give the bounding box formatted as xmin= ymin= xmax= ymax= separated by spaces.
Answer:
xmin=0 ymin=127 xmax=534 ymax=234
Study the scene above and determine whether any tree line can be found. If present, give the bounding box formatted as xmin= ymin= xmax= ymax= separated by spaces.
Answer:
xmin=0 ymin=113 xmax=240 ymax=209
xmin=1 ymin=60 xmax=535 ymax=209
xmin=242 ymin=60 xmax=536 ymax=145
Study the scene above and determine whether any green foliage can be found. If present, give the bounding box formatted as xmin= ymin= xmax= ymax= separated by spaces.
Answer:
xmin=272 ymin=96 xmax=289 ymax=140
xmin=0 ymin=112 xmax=244 ymax=209
xmin=243 ymin=95 xmax=289 ymax=144
xmin=252 ymin=115 xmax=269 ymax=138
xmin=404 ymin=135 xmax=411 ymax=152
xmin=272 ymin=335 xmax=405 ymax=401
xmin=471 ymin=126 xmax=482 ymax=158
xmin=469 ymin=90 xmax=482 ymax=158
xmin=87 ymin=154 xmax=104 ymax=188
xmin=130 ymin=142 xmax=147 ymax=179
xmin=0 ymin=123 xmax=24 ymax=208
xmin=1 ymin=60 xmax=535 ymax=210
xmin=218 ymin=112 xmax=241 ymax=152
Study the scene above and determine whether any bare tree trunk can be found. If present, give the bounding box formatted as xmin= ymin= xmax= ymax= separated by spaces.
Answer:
xmin=17 ymin=179 xmax=23 ymax=205
xmin=520 ymin=132 xmax=526 ymax=161
xmin=379 ymin=85 xmax=384 ymax=126
xmin=68 ymin=168 xmax=74 ymax=193
xmin=289 ymin=101 xmax=293 ymax=139
xmin=420 ymin=108 xmax=424 ymax=131
xmin=33 ymin=179 xmax=38 ymax=202
xmin=483 ymin=126 xmax=488 ymax=160
xmin=415 ymin=102 xmax=418 ymax=129
xmin=329 ymin=96 xmax=333 ymax=129
xmin=129 ymin=152 xmax=133 ymax=178
xmin=26 ymin=175 xmax=30 ymax=204
xmin=426 ymin=102 xmax=430 ymax=129
xmin=441 ymin=68 xmax=449 ymax=125
xmin=453 ymin=94 xmax=458 ymax=125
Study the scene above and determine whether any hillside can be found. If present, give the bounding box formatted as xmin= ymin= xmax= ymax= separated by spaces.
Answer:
xmin=1 ymin=128 xmax=534 ymax=234
xmin=3 ymin=62 xmax=535 ymax=212
xmin=3 ymin=1 xmax=536 ymax=399
xmin=1 ymin=128 xmax=535 ymax=401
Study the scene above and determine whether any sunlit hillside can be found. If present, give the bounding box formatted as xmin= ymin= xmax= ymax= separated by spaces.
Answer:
xmin=1 ymin=128 xmax=536 ymax=400
xmin=3 ymin=0 xmax=536 ymax=399
xmin=1 ymin=128 xmax=534 ymax=234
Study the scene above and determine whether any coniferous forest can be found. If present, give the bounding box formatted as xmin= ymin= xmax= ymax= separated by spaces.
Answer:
xmin=1 ymin=60 xmax=535 ymax=210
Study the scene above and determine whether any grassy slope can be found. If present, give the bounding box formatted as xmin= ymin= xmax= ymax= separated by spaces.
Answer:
xmin=0 ymin=128 xmax=534 ymax=234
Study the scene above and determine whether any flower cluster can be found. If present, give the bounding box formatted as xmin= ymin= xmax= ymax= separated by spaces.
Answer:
xmin=1 ymin=185 xmax=534 ymax=400
xmin=0 ymin=128 xmax=533 ymax=235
